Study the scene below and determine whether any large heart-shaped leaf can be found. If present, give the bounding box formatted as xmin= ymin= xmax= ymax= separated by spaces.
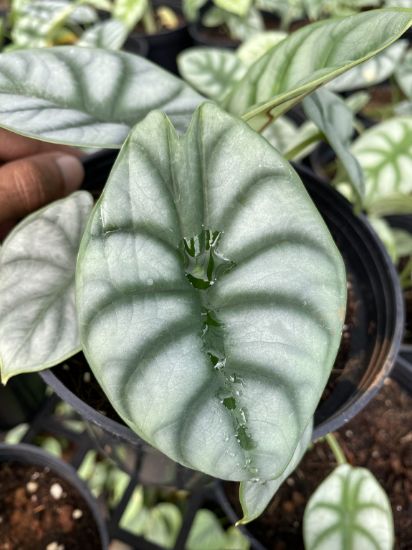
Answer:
xmin=0 ymin=47 xmax=203 ymax=148
xmin=178 ymin=48 xmax=246 ymax=101
xmin=303 ymin=464 xmax=394 ymax=550
xmin=76 ymin=102 xmax=346 ymax=481
xmin=238 ymin=421 xmax=312 ymax=525
xmin=342 ymin=117 xmax=412 ymax=209
xmin=221 ymin=9 xmax=412 ymax=131
xmin=0 ymin=191 xmax=93 ymax=384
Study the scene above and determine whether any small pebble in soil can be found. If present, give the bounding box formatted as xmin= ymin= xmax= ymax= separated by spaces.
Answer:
xmin=31 ymin=472 xmax=40 ymax=480
xmin=50 ymin=483 xmax=63 ymax=500
xmin=26 ymin=481 xmax=38 ymax=493
xmin=46 ymin=543 xmax=65 ymax=550
xmin=83 ymin=372 xmax=91 ymax=383
xmin=72 ymin=509 xmax=83 ymax=519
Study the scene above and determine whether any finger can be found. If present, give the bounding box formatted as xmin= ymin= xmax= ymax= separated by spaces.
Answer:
xmin=0 ymin=128 xmax=84 ymax=162
xmin=0 ymin=152 xmax=84 ymax=224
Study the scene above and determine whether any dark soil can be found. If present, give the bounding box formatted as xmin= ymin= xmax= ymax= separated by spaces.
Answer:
xmin=226 ymin=379 xmax=412 ymax=550
xmin=0 ymin=462 xmax=102 ymax=549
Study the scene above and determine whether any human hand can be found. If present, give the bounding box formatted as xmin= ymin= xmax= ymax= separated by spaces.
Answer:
xmin=0 ymin=129 xmax=84 ymax=239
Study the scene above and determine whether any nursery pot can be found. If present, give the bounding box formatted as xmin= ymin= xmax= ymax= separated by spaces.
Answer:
xmin=41 ymin=154 xmax=402 ymax=460
xmin=0 ymin=372 xmax=46 ymax=431
xmin=130 ymin=0 xmax=192 ymax=74
xmin=187 ymin=0 xmax=239 ymax=49
xmin=385 ymin=214 xmax=412 ymax=394
xmin=0 ymin=443 xmax=109 ymax=549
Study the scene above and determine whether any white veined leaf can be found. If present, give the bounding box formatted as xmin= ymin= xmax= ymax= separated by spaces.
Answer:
xmin=178 ymin=48 xmax=246 ymax=101
xmin=303 ymin=464 xmax=394 ymax=550
xmin=215 ymin=0 xmax=253 ymax=17
xmin=328 ymin=40 xmax=408 ymax=93
xmin=237 ymin=31 xmax=287 ymax=67
xmin=0 ymin=47 xmax=204 ymax=148
xmin=238 ymin=421 xmax=312 ymax=524
xmin=303 ymin=89 xmax=365 ymax=203
xmin=346 ymin=117 xmax=412 ymax=209
xmin=0 ymin=192 xmax=94 ymax=383
xmin=78 ymin=20 xmax=128 ymax=50
xmin=76 ymin=102 xmax=346 ymax=481
xmin=225 ymin=7 xmax=264 ymax=40
xmin=113 ymin=0 xmax=147 ymax=30
xmin=222 ymin=9 xmax=412 ymax=130
xmin=395 ymin=48 xmax=412 ymax=100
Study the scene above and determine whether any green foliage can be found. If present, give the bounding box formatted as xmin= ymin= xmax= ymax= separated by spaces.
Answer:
xmin=303 ymin=464 xmax=394 ymax=550
xmin=0 ymin=192 xmax=93 ymax=383
xmin=77 ymin=20 xmax=129 ymax=49
xmin=303 ymin=89 xmax=364 ymax=205
xmin=0 ymin=47 xmax=203 ymax=147
xmin=222 ymin=9 xmax=412 ymax=129
xmin=76 ymin=102 xmax=346 ymax=480
xmin=238 ymin=422 xmax=312 ymax=524
xmin=342 ymin=117 xmax=412 ymax=211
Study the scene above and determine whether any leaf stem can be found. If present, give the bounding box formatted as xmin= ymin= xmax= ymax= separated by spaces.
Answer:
xmin=143 ymin=2 xmax=157 ymax=35
xmin=325 ymin=433 xmax=347 ymax=466
xmin=284 ymin=133 xmax=322 ymax=161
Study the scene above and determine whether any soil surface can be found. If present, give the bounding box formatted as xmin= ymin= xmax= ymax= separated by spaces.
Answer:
xmin=0 ymin=462 xmax=102 ymax=549
xmin=226 ymin=379 xmax=412 ymax=549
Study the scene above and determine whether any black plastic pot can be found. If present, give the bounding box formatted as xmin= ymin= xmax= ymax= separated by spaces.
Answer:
xmin=0 ymin=443 xmax=109 ymax=549
xmin=122 ymin=34 xmax=149 ymax=58
xmin=187 ymin=0 xmax=239 ymax=49
xmin=0 ymin=373 xmax=46 ymax=431
xmin=385 ymin=214 xmax=412 ymax=394
xmin=130 ymin=0 xmax=192 ymax=74
xmin=40 ymin=153 xmax=403 ymax=452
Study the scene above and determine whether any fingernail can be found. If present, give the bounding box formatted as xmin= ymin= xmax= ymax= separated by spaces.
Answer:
xmin=55 ymin=155 xmax=85 ymax=194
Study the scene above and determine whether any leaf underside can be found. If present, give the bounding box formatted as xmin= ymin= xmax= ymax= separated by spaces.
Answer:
xmin=76 ymin=102 xmax=346 ymax=481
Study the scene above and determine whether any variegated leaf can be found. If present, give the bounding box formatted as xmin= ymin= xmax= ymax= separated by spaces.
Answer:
xmin=304 ymin=464 xmax=394 ymax=550
xmin=178 ymin=48 xmax=246 ymax=101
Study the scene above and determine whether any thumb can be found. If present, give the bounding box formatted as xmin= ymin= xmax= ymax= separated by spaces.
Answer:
xmin=0 ymin=152 xmax=84 ymax=225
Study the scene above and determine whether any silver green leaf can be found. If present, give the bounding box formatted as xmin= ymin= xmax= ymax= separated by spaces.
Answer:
xmin=77 ymin=20 xmax=129 ymax=50
xmin=222 ymin=9 xmax=412 ymax=130
xmin=261 ymin=116 xmax=298 ymax=154
xmin=0 ymin=47 xmax=203 ymax=148
xmin=303 ymin=464 xmax=394 ymax=550
xmin=178 ymin=48 xmax=246 ymax=101
xmin=346 ymin=117 xmax=412 ymax=209
xmin=0 ymin=192 xmax=93 ymax=384
xmin=76 ymin=102 xmax=346 ymax=480
xmin=395 ymin=48 xmax=412 ymax=99
xmin=237 ymin=31 xmax=287 ymax=68
xmin=215 ymin=0 xmax=252 ymax=17
xmin=238 ymin=421 xmax=312 ymax=525
xmin=327 ymin=40 xmax=408 ymax=93
xmin=113 ymin=0 xmax=147 ymax=30
xmin=303 ymin=89 xmax=364 ymax=203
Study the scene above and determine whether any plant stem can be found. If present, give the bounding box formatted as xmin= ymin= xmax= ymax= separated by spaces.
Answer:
xmin=325 ymin=433 xmax=347 ymax=466
xmin=284 ymin=132 xmax=323 ymax=161
xmin=143 ymin=2 xmax=157 ymax=35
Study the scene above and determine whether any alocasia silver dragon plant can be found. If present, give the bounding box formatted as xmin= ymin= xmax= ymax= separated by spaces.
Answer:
xmin=0 ymin=8 xmax=410 ymax=525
